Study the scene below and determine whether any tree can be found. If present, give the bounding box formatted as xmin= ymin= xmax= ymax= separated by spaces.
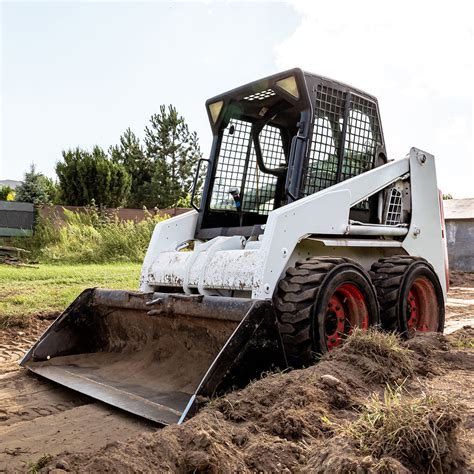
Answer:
xmin=39 ymin=175 xmax=60 ymax=204
xmin=56 ymin=146 xmax=131 ymax=207
xmin=110 ymin=128 xmax=154 ymax=208
xmin=15 ymin=164 xmax=52 ymax=205
xmin=443 ymin=193 xmax=453 ymax=200
xmin=144 ymin=105 xmax=202 ymax=208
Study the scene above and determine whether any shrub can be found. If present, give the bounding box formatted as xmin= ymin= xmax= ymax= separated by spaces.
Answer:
xmin=56 ymin=147 xmax=131 ymax=207
xmin=0 ymin=185 xmax=15 ymax=201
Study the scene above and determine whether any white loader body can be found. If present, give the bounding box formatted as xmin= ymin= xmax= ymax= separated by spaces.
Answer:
xmin=23 ymin=68 xmax=448 ymax=425
xmin=141 ymin=148 xmax=447 ymax=301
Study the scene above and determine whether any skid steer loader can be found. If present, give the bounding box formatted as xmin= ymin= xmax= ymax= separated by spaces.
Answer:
xmin=21 ymin=68 xmax=448 ymax=425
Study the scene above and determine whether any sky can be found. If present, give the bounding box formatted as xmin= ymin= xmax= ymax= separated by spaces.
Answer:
xmin=1 ymin=0 xmax=473 ymax=197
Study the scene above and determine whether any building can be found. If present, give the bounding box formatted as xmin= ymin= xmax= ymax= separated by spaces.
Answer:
xmin=0 ymin=179 xmax=22 ymax=189
xmin=443 ymin=198 xmax=474 ymax=272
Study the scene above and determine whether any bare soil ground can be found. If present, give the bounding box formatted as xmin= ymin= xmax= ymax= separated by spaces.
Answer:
xmin=445 ymin=271 xmax=474 ymax=333
xmin=0 ymin=272 xmax=473 ymax=473
xmin=0 ymin=318 xmax=155 ymax=473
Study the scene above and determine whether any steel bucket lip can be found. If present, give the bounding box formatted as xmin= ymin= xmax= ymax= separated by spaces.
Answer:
xmin=20 ymin=288 xmax=286 ymax=425
xmin=24 ymin=362 xmax=186 ymax=425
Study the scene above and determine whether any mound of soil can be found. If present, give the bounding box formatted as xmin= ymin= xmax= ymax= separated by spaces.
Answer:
xmin=42 ymin=330 xmax=473 ymax=473
xmin=446 ymin=325 xmax=474 ymax=346
xmin=449 ymin=271 xmax=474 ymax=288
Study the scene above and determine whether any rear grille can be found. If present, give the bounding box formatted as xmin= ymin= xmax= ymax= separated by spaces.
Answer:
xmin=384 ymin=187 xmax=403 ymax=225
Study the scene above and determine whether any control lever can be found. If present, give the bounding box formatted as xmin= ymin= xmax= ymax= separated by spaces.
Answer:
xmin=228 ymin=188 xmax=242 ymax=210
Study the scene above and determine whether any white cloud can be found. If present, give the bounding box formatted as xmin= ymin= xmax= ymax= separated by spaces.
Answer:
xmin=276 ymin=0 xmax=473 ymax=197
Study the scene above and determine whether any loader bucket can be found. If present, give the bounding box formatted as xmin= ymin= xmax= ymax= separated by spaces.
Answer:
xmin=20 ymin=289 xmax=286 ymax=425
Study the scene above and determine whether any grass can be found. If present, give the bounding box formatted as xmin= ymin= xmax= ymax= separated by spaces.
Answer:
xmin=27 ymin=453 xmax=53 ymax=473
xmin=0 ymin=263 xmax=141 ymax=327
xmin=334 ymin=328 xmax=415 ymax=383
xmin=0 ymin=207 xmax=164 ymax=327
xmin=0 ymin=206 xmax=159 ymax=327
xmin=6 ymin=206 xmax=167 ymax=264
xmin=340 ymin=385 xmax=462 ymax=472
xmin=448 ymin=332 xmax=474 ymax=349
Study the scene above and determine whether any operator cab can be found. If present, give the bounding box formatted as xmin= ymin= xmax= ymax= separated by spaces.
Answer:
xmin=194 ymin=68 xmax=386 ymax=239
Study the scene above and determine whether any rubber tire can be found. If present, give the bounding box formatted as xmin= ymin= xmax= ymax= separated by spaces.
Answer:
xmin=274 ymin=257 xmax=380 ymax=367
xmin=370 ymin=256 xmax=445 ymax=336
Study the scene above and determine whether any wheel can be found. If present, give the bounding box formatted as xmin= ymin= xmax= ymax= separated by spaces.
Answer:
xmin=274 ymin=257 xmax=380 ymax=367
xmin=370 ymin=256 xmax=444 ymax=337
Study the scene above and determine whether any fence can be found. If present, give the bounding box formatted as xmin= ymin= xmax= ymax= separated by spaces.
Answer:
xmin=38 ymin=205 xmax=191 ymax=224
xmin=0 ymin=201 xmax=34 ymax=237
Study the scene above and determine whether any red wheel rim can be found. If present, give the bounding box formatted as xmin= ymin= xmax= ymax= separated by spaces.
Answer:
xmin=406 ymin=276 xmax=439 ymax=334
xmin=325 ymin=283 xmax=369 ymax=350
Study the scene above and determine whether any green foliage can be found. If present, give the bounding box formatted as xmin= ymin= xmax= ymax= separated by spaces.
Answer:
xmin=39 ymin=175 xmax=60 ymax=204
xmin=0 ymin=185 xmax=14 ymax=201
xmin=145 ymin=105 xmax=202 ymax=208
xmin=56 ymin=146 xmax=132 ymax=207
xmin=27 ymin=454 xmax=53 ymax=473
xmin=15 ymin=164 xmax=53 ymax=205
xmin=110 ymin=128 xmax=154 ymax=208
xmin=19 ymin=207 xmax=167 ymax=264
xmin=174 ymin=193 xmax=192 ymax=208
xmin=54 ymin=105 xmax=200 ymax=209
xmin=443 ymin=193 xmax=453 ymax=200
xmin=447 ymin=329 xmax=474 ymax=349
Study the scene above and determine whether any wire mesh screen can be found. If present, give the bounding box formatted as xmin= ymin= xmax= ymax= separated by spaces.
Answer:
xmin=210 ymin=119 xmax=282 ymax=215
xmin=303 ymin=85 xmax=345 ymax=195
xmin=303 ymin=85 xmax=381 ymax=199
xmin=210 ymin=119 xmax=251 ymax=210
xmin=342 ymin=95 xmax=380 ymax=181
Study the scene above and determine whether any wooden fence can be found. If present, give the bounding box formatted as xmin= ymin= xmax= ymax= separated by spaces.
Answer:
xmin=38 ymin=205 xmax=191 ymax=224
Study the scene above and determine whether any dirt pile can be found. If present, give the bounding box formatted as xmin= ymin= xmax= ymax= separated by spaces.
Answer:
xmin=41 ymin=329 xmax=472 ymax=473
xmin=446 ymin=325 xmax=474 ymax=349
xmin=450 ymin=271 xmax=474 ymax=288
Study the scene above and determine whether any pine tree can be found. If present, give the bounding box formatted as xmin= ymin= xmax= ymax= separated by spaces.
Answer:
xmin=110 ymin=129 xmax=153 ymax=208
xmin=15 ymin=164 xmax=51 ymax=205
xmin=144 ymin=105 xmax=202 ymax=208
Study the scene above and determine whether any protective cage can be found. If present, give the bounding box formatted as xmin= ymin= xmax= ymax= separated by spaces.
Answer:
xmin=303 ymin=84 xmax=384 ymax=196
xmin=195 ymin=69 xmax=387 ymax=239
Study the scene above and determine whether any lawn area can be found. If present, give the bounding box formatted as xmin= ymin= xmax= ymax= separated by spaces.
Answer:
xmin=0 ymin=263 xmax=141 ymax=327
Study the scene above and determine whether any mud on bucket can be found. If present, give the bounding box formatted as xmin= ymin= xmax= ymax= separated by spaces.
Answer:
xmin=20 ymin=289 xmax=286 ymax=425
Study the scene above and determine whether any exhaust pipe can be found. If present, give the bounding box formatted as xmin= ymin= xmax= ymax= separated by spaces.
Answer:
xmin=20 ymin=289 xmax=286 ymax=425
